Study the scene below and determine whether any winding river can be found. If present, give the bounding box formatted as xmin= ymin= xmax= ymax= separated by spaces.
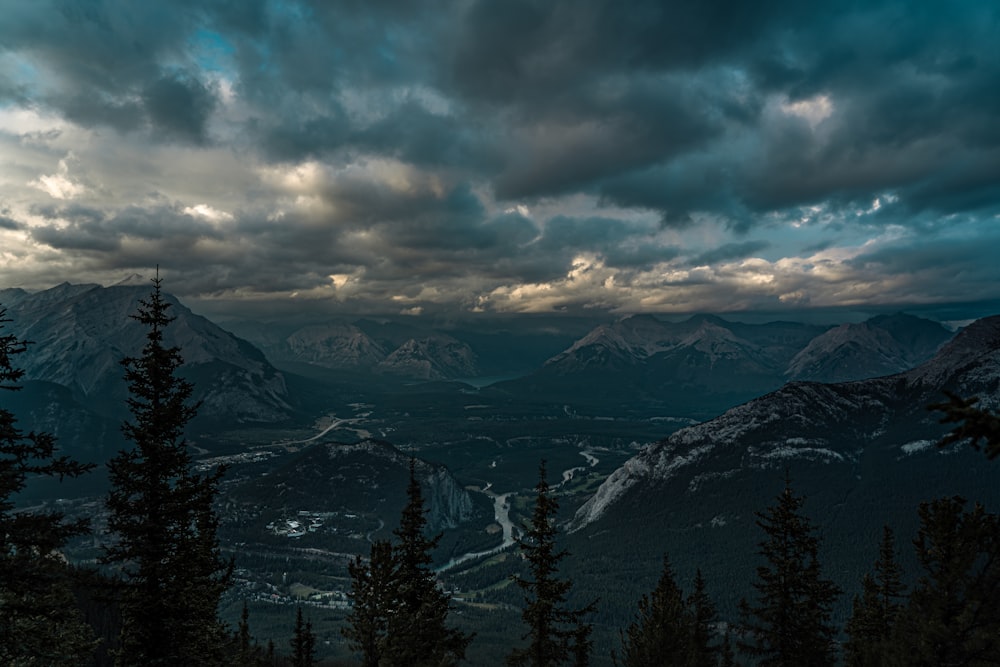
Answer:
xmin=435 ymin=450 xmax=600 ymax=573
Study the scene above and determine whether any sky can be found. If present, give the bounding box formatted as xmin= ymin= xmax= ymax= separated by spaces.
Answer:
xmin=1 ymin=0 xmax=999 ymax=322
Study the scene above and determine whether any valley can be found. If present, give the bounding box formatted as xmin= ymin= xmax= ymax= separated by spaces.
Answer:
xmin=5 ymin=282 xmax=1000 ymax=665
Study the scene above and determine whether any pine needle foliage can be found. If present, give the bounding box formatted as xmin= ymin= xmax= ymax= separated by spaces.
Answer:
xmin=0 ymin=306 xmax=97 ymax=665
xmin=102 ymin=276 xmax=233 ymax=666
xmin=737 ymin=474 xmax=840 ymax=667
xmin=344 ymin=459 xmax=472 ymax=666
xmin=844 ymin=526 xmax=906 ymax=667
xmin=931 ymin=392 xmax=1000 ymax=459
xmin=508 ymin=460 xmax=596 ymax=667
xmin=890 ymin=496 xmax=1000 ymax=666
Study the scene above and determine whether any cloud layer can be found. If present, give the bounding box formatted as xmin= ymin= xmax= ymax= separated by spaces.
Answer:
xmin=2 ymin=0 xmax=999 ymax=318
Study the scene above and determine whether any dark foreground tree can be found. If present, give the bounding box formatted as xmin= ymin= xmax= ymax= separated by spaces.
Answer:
xmin=614 ymin=555 xmax=690 ymax=666
xmin=0 ymin=306 xmax=96 ymax=665
xmin=102 ymin=276 xmax=232 ymax=666
xmin=890 ymin=496 xmax=1000 ymax=666
xmin=344 ymin=460 xmax=471 ymax=666
xmin=931 ymin=392 xmax=1000 ymax=460
xmin=614 ymin=557 xmax=720 ymax=667
xmin=342 ymin=540 xmax=395 ymax=666
xmin=844 ymin=526 xmax=906 ymax=667
xmin=738 ymin=475 xmax=840 ymax=667
xmin=290 ymin=607 xmax=317 ymax=667
xmin=508 ymin=461 xmax=596 ymax=667
xmin=384 ymin=459 xmax=472 ymax=666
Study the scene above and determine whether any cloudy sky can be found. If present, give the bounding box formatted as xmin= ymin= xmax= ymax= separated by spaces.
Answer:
xmin=2 ymin=0 xmax=999 ymax=320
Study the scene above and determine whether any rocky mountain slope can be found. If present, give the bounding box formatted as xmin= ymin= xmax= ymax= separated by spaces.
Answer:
xmin=2 ymin=282 xmax=292 ymax=426
xmin=566 ymin=314 xmax=1000 ymax=618
xmin=785 ymin=313 xmax=952 ymax=382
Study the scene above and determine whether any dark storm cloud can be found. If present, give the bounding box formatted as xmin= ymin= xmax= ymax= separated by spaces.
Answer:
xmin=0 ymin=216 xmax=22 ymax=231
xmin=29 ymin=203 xmax=224 ymax=254
xmin=4 ymin=0 xmax=1000 ymax=314
xmin=690 ymin=241 xmax=771 ymax=267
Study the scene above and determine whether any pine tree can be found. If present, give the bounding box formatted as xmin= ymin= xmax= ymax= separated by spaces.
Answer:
xmin=290 ymin=607 xmax=317 ymax=667
xmin=382 ymin=458 xmax=472 ymax=666
xmin=613 ymin=555 xmax=690 ymax=667
xmin=102 ymin=275 xmax=233 ymax=666
xmin=342 ymin=539 xmax=395 ymax=667
xmin=844 ymin=526 xmax=906 ymax=667
xmin=234 ymin=599 xmax=267 ymax=666
xmin=930 ymin=391 xmax=1000 ymax=459
xmin=889 ymin=496 xmax=1000 ymax=666
xmin=508 ymin=460 xmax=597 ymax=667
xmin=738 ymin=475 xmax=840 ymax=667
xmin=0 ymin=305 xmax=97 ymax=665
xmin=686 ymin=569 xmax=719 ymax=667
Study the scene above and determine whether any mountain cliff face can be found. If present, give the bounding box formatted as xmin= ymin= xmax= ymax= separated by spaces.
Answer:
xmin=234 ymin=439 xmax=480 ymax=532
xmin=2 ymin=282 xmax=292 ymax=424
xmin=375 ymin=336 xmax=479 ymax=380
xmin=284 ymin=323 xmax=388 ymax=368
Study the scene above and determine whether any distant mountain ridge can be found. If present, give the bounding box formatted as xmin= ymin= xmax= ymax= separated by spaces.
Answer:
xmin=494 ymin=313 xmax=952 ymax=418
xmin=234 ymin=320 xmax=482 ymax=381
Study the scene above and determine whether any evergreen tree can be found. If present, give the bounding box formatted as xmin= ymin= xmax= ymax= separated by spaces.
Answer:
xmin=382 ymin=458 xmax=472 ymax=666
xmin=844 ymin=526 xmax=906 ymax=667
xmin=342 ymin=539 xmax=395 ymax=667
xmin=889 ymin=496 xmax=1000 ymax=666
xmin=234 ymin=599 xmax=267 ymax=666
xmin=930 ymin=392 xmax=1000 ymax=459
xmin=738 ymin=475 xmax=840 ymax=667
xmin=686 ymin=569 xmax=720 ymax=667
xmin=0 ymin=306 xmax=97 ymax=665
xmin=613 ymin=555 xmax=690 ymax=667
xmin=102 ymin=276 xmax=233 ymax=666
xmin=290 ymin=607 xmax=317 ymax=667
xmin=508 ymin=460 xmax=596 ymax=667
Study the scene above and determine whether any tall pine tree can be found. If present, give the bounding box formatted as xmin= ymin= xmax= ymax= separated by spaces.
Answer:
xmin=614 ymin=555 xmax=690 ymax=667
xmin=382 ymin=458 xmax=472 ymax=666
xmin=738 ymin=475 xmax=840 ymax=667
xmin=102 ymin=275 xmax=232 ymax=666
xmin=890 ymin=496 xmax=1000 ymax=666
xmin=342 ymin=540 xmax=395 ymax=667
xmin=344 ymin=459 xmax=471 ymax=666
xmin=844 ymin=526 xmax=906 ymax=667
xmin=508 ymin=460 xmax=596 ymax=667
xmin=0 ymin=305 xmax=96 ymax=665
xmin=290 ymin=606 xmax=317 ymax=667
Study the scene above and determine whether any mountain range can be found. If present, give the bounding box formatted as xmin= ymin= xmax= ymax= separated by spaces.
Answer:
xmin=566 ymin=314 xmax=1000 ymax=618
xmin=492 ymin=312 xmax=954 ymax=418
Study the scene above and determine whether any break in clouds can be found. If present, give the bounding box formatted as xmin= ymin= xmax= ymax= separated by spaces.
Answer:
xmin=1 ymin=0 xmax=999 ymax=318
